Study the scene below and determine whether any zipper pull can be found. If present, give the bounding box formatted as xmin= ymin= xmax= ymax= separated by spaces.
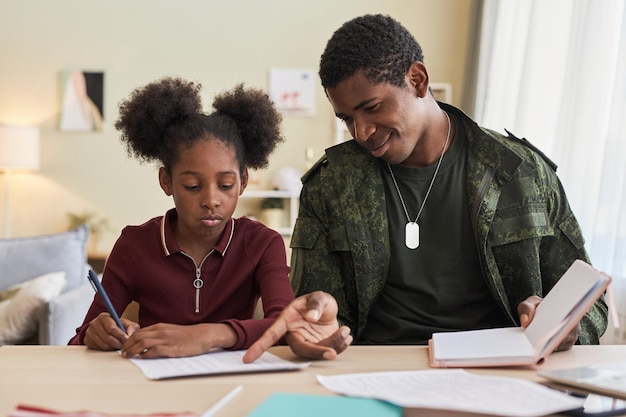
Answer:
xmin=193 ymin=268 xmax=203 ymax=313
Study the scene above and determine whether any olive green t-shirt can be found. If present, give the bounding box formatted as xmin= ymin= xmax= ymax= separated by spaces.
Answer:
xmin=360 ymin=114 xmax=510 ymax=344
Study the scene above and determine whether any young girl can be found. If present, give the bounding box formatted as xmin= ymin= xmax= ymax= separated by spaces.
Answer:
xmin=69 ymin=77 xmax=294 ymax=358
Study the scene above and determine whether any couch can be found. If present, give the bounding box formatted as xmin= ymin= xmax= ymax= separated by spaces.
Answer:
xmin=0 ymin=225 xmax=95 ymax=345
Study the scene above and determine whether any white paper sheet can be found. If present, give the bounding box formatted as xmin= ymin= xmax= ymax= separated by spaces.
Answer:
xmin=129 ymin=350 xmax=309 ymax=380
xmin=317 ymin=369 xmax=584 ymax=417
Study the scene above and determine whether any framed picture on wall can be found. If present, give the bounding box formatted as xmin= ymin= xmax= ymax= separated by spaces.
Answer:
xmin=430 ymin=82 xmax=452 ymax=103
xmin=269 ymin=68 xmax=316 ymax=117
xmin=59 ymin=70 xmax=104 ymax=132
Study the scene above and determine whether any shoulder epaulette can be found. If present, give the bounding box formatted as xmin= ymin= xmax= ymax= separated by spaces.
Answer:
xmin=505 ymin=129 xmax=558 ymax=172
xmin=301 ymin=154 xmax=328 ymax=184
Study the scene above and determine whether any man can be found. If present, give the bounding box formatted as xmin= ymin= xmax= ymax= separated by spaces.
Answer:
xmin=245 ymin=14 xmax=607 ymax=362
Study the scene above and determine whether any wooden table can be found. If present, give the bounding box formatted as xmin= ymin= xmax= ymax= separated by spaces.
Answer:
xmin=1 ymin=345 xmax=625 ymax=416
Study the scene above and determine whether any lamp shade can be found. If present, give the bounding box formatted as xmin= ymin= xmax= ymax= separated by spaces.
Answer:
xmin=0 ymin=125 xmax=40 ymax=171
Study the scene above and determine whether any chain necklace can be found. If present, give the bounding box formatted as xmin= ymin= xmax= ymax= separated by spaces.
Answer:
xmin=386 ymin=111 xmax=451 ymax=249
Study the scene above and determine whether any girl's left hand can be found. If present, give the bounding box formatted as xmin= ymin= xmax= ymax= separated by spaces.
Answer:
xmin=120 ymin=322 xmax=237 ymax=358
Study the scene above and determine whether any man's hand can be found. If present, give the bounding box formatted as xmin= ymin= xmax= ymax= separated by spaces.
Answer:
xmin=243 ymin=291 xmax=352 ymax=363
xmin=517 ymin=295 xmax=580 ymax=352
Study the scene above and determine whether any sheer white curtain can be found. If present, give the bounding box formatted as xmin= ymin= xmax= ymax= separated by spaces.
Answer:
xmin=473 ymin=0 xmax=626 ymax=280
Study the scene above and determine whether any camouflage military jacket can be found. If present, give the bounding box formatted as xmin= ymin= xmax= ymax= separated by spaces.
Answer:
xmin=290 ymin=103 xmax=608 ymax=344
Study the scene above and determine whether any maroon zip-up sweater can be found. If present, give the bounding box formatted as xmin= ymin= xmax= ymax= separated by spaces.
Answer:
xmin=69 ymin=209 xmax=293 ymax=350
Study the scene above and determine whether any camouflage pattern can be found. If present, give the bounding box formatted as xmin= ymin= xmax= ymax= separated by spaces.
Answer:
xmin=290 ymin=103 xmax=608 ymax=344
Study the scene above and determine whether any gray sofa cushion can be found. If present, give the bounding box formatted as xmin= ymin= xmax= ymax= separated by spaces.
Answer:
xmin=41 ymin=276 xmax=94 ymax=345
xmin=0 ymin=225 xmax=89 ymax=292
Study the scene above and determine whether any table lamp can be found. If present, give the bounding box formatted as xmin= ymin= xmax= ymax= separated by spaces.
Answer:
xmin=0 ymin=125 xmax=40 ymax=238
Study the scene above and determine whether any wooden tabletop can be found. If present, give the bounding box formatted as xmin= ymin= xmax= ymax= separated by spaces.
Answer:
xmin=1 ymin=345 xmax=625 ymax=416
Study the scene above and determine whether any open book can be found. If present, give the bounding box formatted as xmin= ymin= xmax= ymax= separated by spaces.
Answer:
xmin=428 ymin=259 xmax=611 ymax=368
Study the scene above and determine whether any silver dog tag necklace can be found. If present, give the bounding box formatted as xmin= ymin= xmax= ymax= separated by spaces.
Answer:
xmin=386 ymin=111 xmax=450 ymax=249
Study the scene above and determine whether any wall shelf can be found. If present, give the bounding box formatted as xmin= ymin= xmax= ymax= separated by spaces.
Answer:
xmin=239 ymin=189 xmax=300 ymax=235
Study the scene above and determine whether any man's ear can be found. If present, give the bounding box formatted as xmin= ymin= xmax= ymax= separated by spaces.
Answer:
xmin=239 ymin=167 xmax=249 ymax=195
xmin=407 ymin=61 xmax=430 ymax=98
xmin=159 ymin=167 xmax=173 ymax=196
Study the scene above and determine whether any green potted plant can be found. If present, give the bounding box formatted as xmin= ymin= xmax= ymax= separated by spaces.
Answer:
xmin=66 ymin=211 xmax=111 ymax=254
xmin=260 ymin=197 xmax=284 ymax=210
xmin=259 ymin=198 xmax=284 ymax=229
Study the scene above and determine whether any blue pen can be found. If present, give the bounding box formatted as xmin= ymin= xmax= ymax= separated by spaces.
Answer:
xmin=87 ymin=269 xmax=126 ymax=333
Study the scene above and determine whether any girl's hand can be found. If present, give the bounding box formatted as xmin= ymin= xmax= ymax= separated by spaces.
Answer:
xmin=120 ymin=322 xmax=237 ymax=358
xmin=84 ymin=312 xmax=139 ymax=351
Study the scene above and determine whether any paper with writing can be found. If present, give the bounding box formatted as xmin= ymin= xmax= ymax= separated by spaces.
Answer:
xmin=129 ymin=350 xmax=309 ymax=380
xmin=317 ymin=369 xmax=584 ymax=417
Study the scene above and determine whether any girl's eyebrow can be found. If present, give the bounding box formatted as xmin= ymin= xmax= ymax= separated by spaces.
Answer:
xmin=178 ymin=170 xmax=238 ymax=176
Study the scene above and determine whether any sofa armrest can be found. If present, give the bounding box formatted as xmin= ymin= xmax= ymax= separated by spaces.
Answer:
xmin=38 ymin=282 xmax=95 ymax=345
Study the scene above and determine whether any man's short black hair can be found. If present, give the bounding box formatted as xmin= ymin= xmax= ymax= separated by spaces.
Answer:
xmin=319 ymin=14 xmax=424 ymax=89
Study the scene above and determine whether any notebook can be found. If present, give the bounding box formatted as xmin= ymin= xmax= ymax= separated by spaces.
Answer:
xmin=245 ymin=393 xmax=402 ymax=417
xmin=428 ymin=259 xmax=611 ymax=368
xmin=539 ymin=361 xmax=626 ymax=400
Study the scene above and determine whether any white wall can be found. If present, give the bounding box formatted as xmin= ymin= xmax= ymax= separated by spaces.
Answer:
xmin=0 ymin=0 xmax=473 ymax=253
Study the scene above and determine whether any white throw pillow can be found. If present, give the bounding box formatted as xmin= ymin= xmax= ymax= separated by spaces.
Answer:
xmin=0 ymin=272 xmax=67 ymax=344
